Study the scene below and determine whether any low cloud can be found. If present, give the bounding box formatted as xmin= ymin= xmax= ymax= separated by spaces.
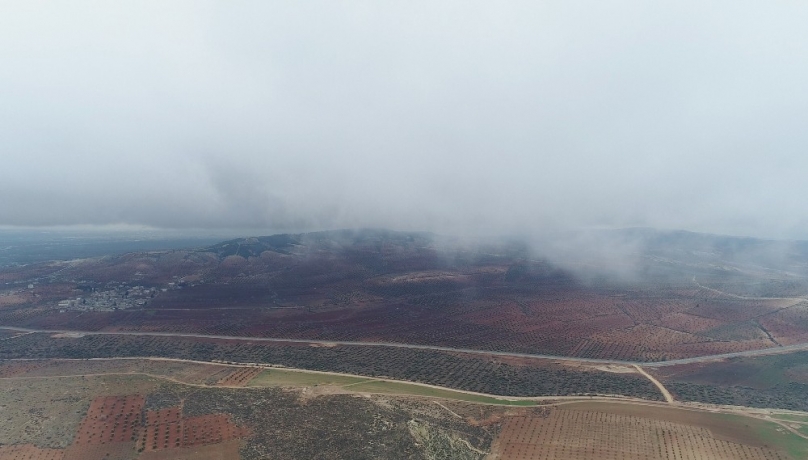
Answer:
xmin=2 ymin=2 xmax=808 ymax=239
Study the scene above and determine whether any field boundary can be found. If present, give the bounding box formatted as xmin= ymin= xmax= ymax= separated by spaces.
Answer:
xmin=4 ymin=324 xmax=808 ymax=367
xmin=4 ymin=355 xmax=808 ymax=446
xmin=0 ymin=356 xmax=665 ymax=406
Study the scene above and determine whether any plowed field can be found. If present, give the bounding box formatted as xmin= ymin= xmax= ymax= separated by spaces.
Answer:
xmin=0 ymin=444 xmax=64 ymax=460
xmin=217 ymin=367 xmax=263 ymax=386
xmin=72 ymin=395 xmax=145 ymax=445
xmin=490 ymin=406 xmax=789 ymax=460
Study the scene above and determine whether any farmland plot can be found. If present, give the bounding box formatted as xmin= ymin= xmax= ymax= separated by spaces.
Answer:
xmin=0 ymin=444 xmax=64 ymax=460
xmin=216 ymin=367 xmax=263 ymax=386
xmin=489 ymin=408 xmax=788 ymax=460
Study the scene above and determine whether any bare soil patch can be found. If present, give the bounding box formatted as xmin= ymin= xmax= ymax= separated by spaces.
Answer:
xmin=0 ymin=444 xmax=64 ymax=460
xmin=216 ymin=367 xmax=263 ymax=386
xmin=63 ymin=442 xmax=137 ymax=460
xmin=137 ymin=402 xmax=249 ymax=453
xmin=182 ymin=414 xmax=250 ymax=448
xmin=72 ymin=395 xmax=145 ymax=445
xmin=144 ymin=407 xmax=182 ymax=426
xmin=50 ymin=333 xmax=85 ymax=339
xmin=137 ymin=440 xmax=242 ymax=460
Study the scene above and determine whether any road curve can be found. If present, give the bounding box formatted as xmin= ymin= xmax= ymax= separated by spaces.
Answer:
xmin=633 ymin=365 xmax=674 ymax=403
xmin=2 ymin=324 xmax=808 ymax=368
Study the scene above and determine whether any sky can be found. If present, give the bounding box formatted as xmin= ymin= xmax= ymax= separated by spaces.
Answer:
xmin=2 ymin=1 xmax=808 ymax=239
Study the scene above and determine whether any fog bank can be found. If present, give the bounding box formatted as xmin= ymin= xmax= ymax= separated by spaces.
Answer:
xmin=3 ymin=2 xmax=808 ymax=239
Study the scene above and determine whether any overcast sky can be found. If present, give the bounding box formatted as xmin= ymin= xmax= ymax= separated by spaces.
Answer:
xmin=2 ymin=1 xmax=807 ymax=239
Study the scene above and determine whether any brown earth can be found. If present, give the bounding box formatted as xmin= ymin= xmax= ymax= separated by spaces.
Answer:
xmin=216 ymin=367 xmax=263 ymax=386
xmin=137 ymin=402 xmax=249 ymax=453
xmin=63 ymin=442 xmax=138 ymax=460
xmin=0 ymin=444 xmax=64 ymax=460
xmin=488 ymin=406 xmax=788 ymax=460
xmin=72 ymin=395 xmax=145 ymax=445
xmin=144 ymin=407 xmax=182 ymax=426
xmin=137 ymin=440 xmax=242 ymax=460
xmin=182 ymin=414 xmax=250 ymax=448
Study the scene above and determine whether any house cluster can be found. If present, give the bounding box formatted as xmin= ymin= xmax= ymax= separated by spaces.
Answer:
xmin=57 ymin=284 xmax=157 ymax=312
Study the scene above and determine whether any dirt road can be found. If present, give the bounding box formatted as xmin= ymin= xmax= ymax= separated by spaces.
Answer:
xmin=633 ymin=365 xmax=674 ymax=403
xmin=3 ymin=324 xmax=808 ymax=367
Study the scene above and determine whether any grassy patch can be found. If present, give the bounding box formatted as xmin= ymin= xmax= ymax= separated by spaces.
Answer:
xmin=346 ymin=380 xmax=535 ymax=406
xmin=247 ymin=369 xmax=368 ymax=387
xmin=771 ymin=413 xmax=808 ymax=423
xmin=248 ymin=369 xmax=535 ymax=405
xmin=724 ymin=414 xmax=808 ymax=459
xmin=750 ymin=420 xmax=808 ymax=458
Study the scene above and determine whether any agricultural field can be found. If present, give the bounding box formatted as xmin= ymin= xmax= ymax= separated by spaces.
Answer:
xmin=488 ymin=403 xmax=804 ymax=460
xmin=0 ymin=334 xmax=665 ymax=400
xmin=652 ymin=351 xmax=808 ymax=411
xmin=0 ymin=358 xmax=258 ymax=387
xmin=0 ymin=444 xmax=65 ymax=460
xmin=215 ymin=367 xmax=263 ymax=387
xmin=1 ymin=357 xmax=807 ymax=459
xmin=71 ymin=395 xmax=145 ymax=445
xmin=1 ymin=230 xmax=807 ymax=362
xmin=3 ymin=230 xmax=808 ymax=457
xmin=0 ymin=367 xmax=496 ymax=460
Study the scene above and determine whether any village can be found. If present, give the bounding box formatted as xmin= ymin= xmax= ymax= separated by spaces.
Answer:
xmin=57 ymin=284 xmax=157 ymax=312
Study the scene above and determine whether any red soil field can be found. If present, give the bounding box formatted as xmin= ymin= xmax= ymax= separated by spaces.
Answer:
xmin=182 ymin=414 xmax=250 ymax=448
xmin=217 ymin=367 xmax=263 ymax=386
xmin=62 ymin=442 xmax=136 ymax=460
xmin=140 ymin=422 xmax=182 ymax=452
xmin=72 ymin=395 xmax=145 ymax=445
xmin=137 ymin=440 xmax=242 ymax=460
xmin=144 ymin=407 xmax=181 ymax=426
xmin=58 ymin=395 xmax=249 ymax=456
xmin=137 ymin=405 xmax=249 ymax=453
xmin=0 ymin=444 xmax=64 ymax=460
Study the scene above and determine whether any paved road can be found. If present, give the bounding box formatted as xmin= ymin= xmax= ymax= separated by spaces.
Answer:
xmin=3 ymin=324 xmax=808 ymax=367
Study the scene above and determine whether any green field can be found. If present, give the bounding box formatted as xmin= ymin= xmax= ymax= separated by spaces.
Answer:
xmin=726 ymin=414 xmax=808 ymax=460
xmin=248 ymin=369 xmax=535 ymax=406
xmin=771 ymin=413 xmax=808 ymax=423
